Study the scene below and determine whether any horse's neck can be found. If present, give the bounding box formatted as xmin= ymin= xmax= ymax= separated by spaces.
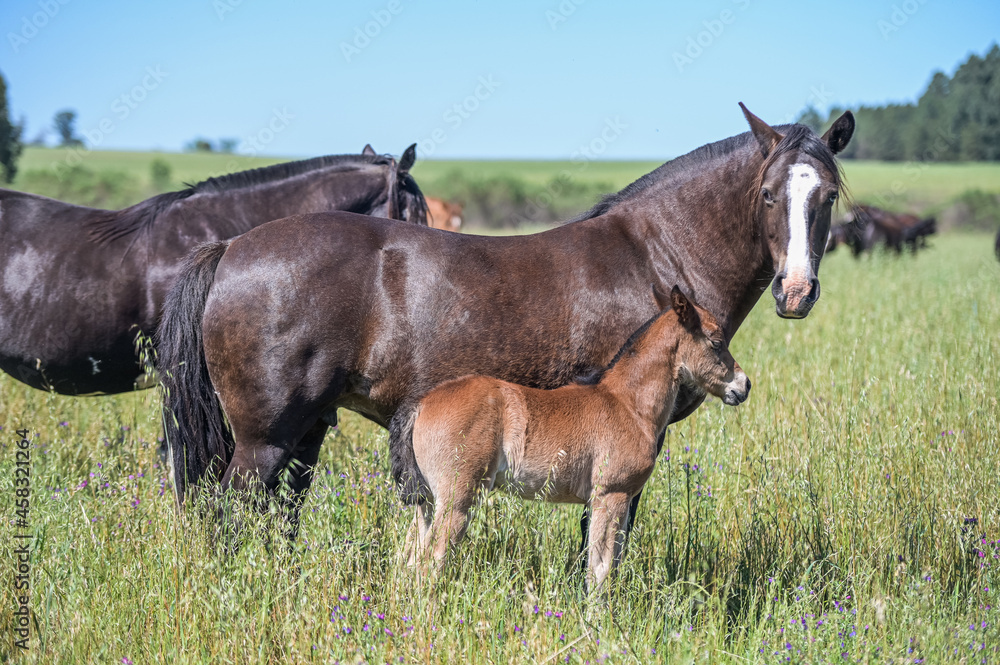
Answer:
xmin=177 ymin=167 xmax=387 ymax=234
xmin=623 ymin=149 xmax=772 ymax=338
xmin=1 ymin=188 xmax=103 ymax=216
xmin=601 ymin=323 xmax=682 ymax=436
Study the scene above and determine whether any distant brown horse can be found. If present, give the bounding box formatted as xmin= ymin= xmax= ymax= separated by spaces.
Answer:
xmin=157 ymin=104 xmax=853 ymax=549
xmin=426 ymin=197 xmax=463 ymax=232
xmin=994 ymin=228 xmax=999 ymax=261
xmin=406 ymin=286 xmax=749 ymax=590
xmin=0 ymin=145 xmax=427 ymax=395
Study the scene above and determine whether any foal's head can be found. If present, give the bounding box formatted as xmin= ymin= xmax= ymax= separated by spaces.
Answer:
xmin=668 ymin=286 xmax=750 ymax=406
xmin=740 ymin=103 xmax=855 ymax=319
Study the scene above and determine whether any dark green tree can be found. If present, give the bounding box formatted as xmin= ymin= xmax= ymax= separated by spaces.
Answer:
xmin=150 ymin=158 xmax=172 ymax=191
xmin=0 ymin=70 xmax=24 ymax=183
xmin=53 ymin=109 xmax=83 ymax=147
xmin=808 ymin=43 xmax=1000 ymax=161
xmin=184 ymin=138 xmax=214 ymax=152
xmin=795 ymin=106 xmax=823 ymax=133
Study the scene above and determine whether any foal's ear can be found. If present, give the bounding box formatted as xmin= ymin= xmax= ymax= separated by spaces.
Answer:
xmin=670 ymin=285 xmax=701 ymax=331
xmin=739 ymin=102 xmax=783 ymax=158
xmin=398 ymin=143 xmax=418 ymax=173
xmin=821 ymin=110 xmax=855 ymax=155
xmin=362 ymin=144 xmax=377 ymax=157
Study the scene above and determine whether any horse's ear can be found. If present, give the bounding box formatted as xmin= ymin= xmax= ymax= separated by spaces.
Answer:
xmin=398 ymin=144 xmax=417 ymax=173
xmin=739 ymin=102 xmax=783 ymax=158
xmin=821 ymin=110 xmax=855 ymax=155
xmin=362 ymin=144 xmax=376 ymax=157
xmin=670 ymin=285 xmax=701 ymax=331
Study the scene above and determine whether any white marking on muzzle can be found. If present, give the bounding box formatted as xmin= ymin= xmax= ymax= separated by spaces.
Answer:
xmin=786 ymin=164 xmax=821 ymax=277
xmin=724 ymin=370 xmax=750 ymax=405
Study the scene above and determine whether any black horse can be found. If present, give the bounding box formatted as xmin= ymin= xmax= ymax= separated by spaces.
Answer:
xmin=0 ymin=145 xmax=426 ymax=395
xmin=158 ymin=105 xmax=854 ymax=541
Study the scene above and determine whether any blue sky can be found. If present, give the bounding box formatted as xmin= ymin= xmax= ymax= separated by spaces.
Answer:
xmin=2 ymin=0 xmax=997 ymax=159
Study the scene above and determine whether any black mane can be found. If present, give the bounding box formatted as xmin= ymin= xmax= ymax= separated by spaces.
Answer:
xmin=570 ymin=123 xmax=839 ymax=222
xmin=86 ymin=153 xmax=392 ymax=244
xmin=574 ymin=307 xmax=670 ymax=385
xmin=191 ymin=153 xmax=392 ymax=194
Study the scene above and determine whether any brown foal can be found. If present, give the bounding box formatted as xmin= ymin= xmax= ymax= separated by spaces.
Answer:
xmin=407 ymin=286 xmax=750 ymax=590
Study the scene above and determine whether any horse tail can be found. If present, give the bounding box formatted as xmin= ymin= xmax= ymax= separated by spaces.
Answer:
xmin=157 ymin=240 xmax=233 ymax=502
xmin=389 ymin=404 xmax=429 ymax=505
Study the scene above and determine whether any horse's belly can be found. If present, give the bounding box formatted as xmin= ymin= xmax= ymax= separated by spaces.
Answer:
xmin=493 ymin=453 xmax=586 ymax=505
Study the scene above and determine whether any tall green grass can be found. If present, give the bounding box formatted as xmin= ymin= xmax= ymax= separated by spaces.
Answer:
xmin=1 ymin=234 xmax=998 ymax=663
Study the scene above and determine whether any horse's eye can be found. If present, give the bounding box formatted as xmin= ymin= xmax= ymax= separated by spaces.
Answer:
xmin=711 ymin=340 xmax=723 ymax=352
xmin=761 ymin=188 xmax=774 ymax=205
xmin=828 ymin=192 xmax=839 ymax=204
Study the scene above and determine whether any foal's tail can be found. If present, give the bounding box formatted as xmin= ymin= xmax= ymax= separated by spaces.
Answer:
xmin=389 ymin=405 xmax=429 ymax=505
xmin=157 ymin=240 xmax=233 ymax=503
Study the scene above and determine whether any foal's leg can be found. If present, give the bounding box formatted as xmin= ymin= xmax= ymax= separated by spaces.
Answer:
xmin=579 ymin=429 xmax=668 ymax=571
xmin=586 ymin=491 xmax=633 ymax=593
xmin=405 ymin=501 xmax=435 ymax=569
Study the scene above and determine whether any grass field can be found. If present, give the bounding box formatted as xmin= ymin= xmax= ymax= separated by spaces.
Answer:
xmin=1 ymin=233 xmax=998 ymax=663
xmin=12 ymin=147 xmax=1000 ymax=217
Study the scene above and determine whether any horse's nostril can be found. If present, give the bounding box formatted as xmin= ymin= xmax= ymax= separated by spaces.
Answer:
xmin=807 ymin=278 xmax=820 ymax=302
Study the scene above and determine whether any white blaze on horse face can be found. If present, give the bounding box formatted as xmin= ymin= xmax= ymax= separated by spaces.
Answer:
xmin=785 ymin=163 xmax=821 ymax=277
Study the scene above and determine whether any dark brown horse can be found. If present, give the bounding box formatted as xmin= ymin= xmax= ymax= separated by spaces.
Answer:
xmin=0 ymin=146 xmax=426 ymax=395
xmin=158 ymin=105 xmax=854 ymax=541
xmin=994 ymin=227 xmax=999 ymax=261
xmin=828 ymin=204 xmax=935 ymax=256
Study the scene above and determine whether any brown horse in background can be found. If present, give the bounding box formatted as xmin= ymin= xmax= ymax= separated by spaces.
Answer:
xmin=407 ymin=286 xmax=749 ymax=591
xmin=426 ymin=197 xmax=464 ymax=232
xmin=157 ymin=104 xmax=853 ymax=550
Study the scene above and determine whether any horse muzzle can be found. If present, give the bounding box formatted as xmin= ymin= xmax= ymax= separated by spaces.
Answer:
xmin=723 ymin=373 xmax=750 ymax=406
xmin=772 ymin=268 xmax=820 ymax=319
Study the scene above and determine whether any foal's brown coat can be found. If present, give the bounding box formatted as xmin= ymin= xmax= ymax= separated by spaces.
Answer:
xmin=409 ymin=288 xmax=750 ymax=590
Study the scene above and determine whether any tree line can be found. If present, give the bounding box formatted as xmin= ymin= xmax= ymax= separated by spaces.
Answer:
xmin=800 ymin=43 xmax=1000 ymax=162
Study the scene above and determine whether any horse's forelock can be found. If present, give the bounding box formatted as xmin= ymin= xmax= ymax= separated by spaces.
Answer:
xmin=746 ymin=124 xmax=846 ymax=228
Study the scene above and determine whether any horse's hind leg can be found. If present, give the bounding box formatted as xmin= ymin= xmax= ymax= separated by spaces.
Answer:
xmin=218 ymin=421 xmax=325 ymax=541
xmin=577 ymin=507 xmax=591 ymax=573
xmin=282 ymin=422 xmax=328 ymax=540
xmin=420 ymin=455 xmax=497 ymax=571
xmin=405 ymin=501 xmax=434 ymax=569
xmin=424 ymin=487 xmax=476 ymax=570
